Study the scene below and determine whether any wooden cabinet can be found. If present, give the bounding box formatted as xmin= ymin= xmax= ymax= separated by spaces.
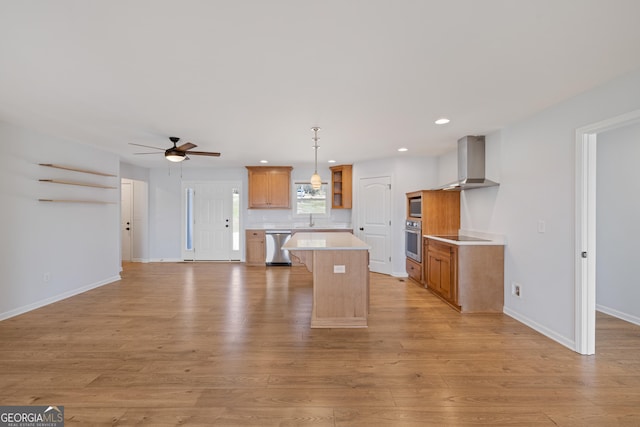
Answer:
xmin=406 ymin=258 xmax=422 ymax=282
xmin=246 ymin=166 xmax=292 ymax=209
xmin=425 ymin=239 xmax=457 ymax=305
xmin=424 ymin=237 xmax=504 ymax=313
xmin=406 ymin=190 xmax=460 ymax=234
xmin=405 ymin=190 xmax=460 ymax=283
xmin=245 ymin=230 xmax=266 ymax=266
xmin=330 ymin=164 xmax=352 ymax=209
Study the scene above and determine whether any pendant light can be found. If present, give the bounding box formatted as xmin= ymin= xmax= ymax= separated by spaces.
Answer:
xmin=310 ymin=127 xmax=322 ymax=190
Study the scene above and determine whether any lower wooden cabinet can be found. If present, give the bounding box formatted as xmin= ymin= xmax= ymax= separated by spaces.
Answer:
xmin=424 ymin=237 xmax=504 ymax=313
xmin=425 ymin=240 xmax=457 ymax=304
xmin=406 ymin=258 xmax=422 ymax=282
xmin=245 ymin=230 xmax=266 ymax=266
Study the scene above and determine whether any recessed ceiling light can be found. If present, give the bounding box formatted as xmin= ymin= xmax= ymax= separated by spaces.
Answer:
xmin=435 ymin=118 xmax=450 ymax=125
xmin=260 ymin=160 xmax=268 ymax=163
xmin=328 ymin=159 xmax=336 ymax=163
xmin=398 ymin=147 xmax=408 ymax=152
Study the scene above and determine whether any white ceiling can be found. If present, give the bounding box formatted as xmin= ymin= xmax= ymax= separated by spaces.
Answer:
xmin=2 ymin=1 xmax=640 ymax=168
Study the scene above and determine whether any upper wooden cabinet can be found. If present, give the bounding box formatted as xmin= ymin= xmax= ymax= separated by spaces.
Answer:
xmin=330 ymin=164 xmax=352 ymax=209
xmin=406 ymin=190 xmax=460 ymax=235
xmin=246 ymin=166 xmax=293 ymax=209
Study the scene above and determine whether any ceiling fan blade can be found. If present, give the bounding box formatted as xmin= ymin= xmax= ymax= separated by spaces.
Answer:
xmin=176 ymin=142 xmax=197 ymax=151
xmin=186 ymin=151 xmax=221 ymax=157
xmin=129 ymin=143 xmax=165 ymax=150
xmin=134 ymin=152 xmax=162 ymax=155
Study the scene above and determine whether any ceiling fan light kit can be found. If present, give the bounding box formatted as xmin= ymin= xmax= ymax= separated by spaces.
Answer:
xmin=165 ymin=150 xmax=186 ymax=162
xmin=129 ymin=137 xmax=220 ymax=162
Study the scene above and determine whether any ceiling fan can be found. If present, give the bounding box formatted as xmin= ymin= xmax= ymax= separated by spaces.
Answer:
xmin=129 ymin=136 xmax=221 ymax=162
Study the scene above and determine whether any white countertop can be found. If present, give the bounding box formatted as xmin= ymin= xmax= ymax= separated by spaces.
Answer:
xmin=246 ymin=224 xmax=352 ymax=231
xmin=283 ymin=232 xmax=369 ymax=251
xmin=425 ymin=234 xmax=504 ymax=246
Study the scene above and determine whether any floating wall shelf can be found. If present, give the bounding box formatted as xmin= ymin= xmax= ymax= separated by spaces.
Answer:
xmin=38 ymin=163 xmax=117 ymax=204
xmin=38 ymin=199 xmax=116 ymax=204
xmin=39 ymin=163 xmax=117 ymax=177
xmin=39 ymin=179 xmax=117 ymax=189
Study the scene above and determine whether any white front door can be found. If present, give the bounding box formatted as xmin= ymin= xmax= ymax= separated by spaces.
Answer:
xmin=121 ymin=180 xmax=132 ymax=262
xmin=357 ymin=176 xmax=391 ymax=274
xmin=183 ymin=181 xmax=241 ymax=261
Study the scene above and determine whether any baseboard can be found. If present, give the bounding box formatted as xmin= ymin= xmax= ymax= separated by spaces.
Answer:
xmin=148 ymin=258 xmax=183 ymax=262
xmin=596 ymin=304 xmax=640 ymax=326
xmin=131 ymin=258 xmax=150 ymax=263
xmin=503 ymin=306 xmax=577 ymax=353
xmin=0 ymin=275 xmax=121 ymax=321
xmin=391 ymin=271 xmax=409 ymax=278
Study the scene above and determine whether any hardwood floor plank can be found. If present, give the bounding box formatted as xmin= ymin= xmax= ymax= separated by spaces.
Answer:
xmin=211 ymin=407 xmax=335 ymax=426
xmin=196 ymin=388 xmax=396 ymax=408
xmin=334 ymin=407 xmax=557 ymax=426
xmin=0 ymin=262 xmax=639 ymax=426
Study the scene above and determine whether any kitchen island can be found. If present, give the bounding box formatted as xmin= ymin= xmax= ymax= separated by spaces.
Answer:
xmin=283 ymin=232 xmax=370 ymax=328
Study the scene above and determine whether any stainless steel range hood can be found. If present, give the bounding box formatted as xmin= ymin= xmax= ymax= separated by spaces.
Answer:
xmin=438 ymin=135 xmax=499 ymax=190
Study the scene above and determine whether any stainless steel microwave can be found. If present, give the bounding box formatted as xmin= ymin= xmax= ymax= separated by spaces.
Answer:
xmin=409 ymin=197 xmax=421 ymax=217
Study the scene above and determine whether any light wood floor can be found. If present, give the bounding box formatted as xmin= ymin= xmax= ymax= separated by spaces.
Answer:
xmin=1 ymin=262 xmax=639 ymax=426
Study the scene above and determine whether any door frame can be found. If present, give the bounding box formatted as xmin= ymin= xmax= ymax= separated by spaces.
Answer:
xmin=120 ymin=179 xmax=133 ymax=262
xmin=574 ymin=109 xmax=640 ymax=355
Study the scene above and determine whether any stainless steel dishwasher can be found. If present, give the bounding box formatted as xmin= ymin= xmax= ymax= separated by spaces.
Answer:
xmin=265 ymin=230 xmax=292 ymax=266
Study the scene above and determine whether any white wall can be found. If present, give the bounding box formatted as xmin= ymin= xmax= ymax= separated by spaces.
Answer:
xmin=0 ymin=121 xmax=121 ymax=319
xmin=596 ymin=121 xmax=640 ymax=323
xmin=144 ymin=157 xmax=438 ymax=269
xmin=145 ymin=164 xmax=352 ymax=261
xmin=244 ymin=165 xmax=352 ymax=228
xmin=441 ymin=68 xmax=640 ymax=350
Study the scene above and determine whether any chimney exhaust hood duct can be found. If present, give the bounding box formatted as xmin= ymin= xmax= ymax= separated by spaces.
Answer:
xmin=438 ymin=135 xmax=499 ymax=190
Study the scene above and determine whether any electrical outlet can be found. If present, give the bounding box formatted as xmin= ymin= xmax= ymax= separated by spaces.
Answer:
xmin=537 ymin=220 xmax=546 ymax=233
xmin=43 ymin=272 xmax=50 ymax=282
xmin=511 ymin=282 xmax=521 ymax=298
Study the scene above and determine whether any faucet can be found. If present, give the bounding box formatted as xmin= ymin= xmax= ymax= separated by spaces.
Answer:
xmin=309 ymin=213 xmax=314 ymax=227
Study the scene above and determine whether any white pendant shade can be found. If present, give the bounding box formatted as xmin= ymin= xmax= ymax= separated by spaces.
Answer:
xmin=310 ymin=173 xmax=322 ymax=190
xmin=166 ymin=153 xmax=186 ymax=162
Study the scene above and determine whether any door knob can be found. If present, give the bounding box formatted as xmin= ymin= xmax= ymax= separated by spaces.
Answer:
xmin=126 ymin=227 xmax=130 ymax=231
xmin=359 ymin=227 xmax=364 ymax=231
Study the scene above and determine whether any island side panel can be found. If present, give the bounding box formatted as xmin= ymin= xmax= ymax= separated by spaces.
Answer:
xmin=311 ymin=249 xmax=369 ymax=328
xmin=457 ymin=245 xmax=505 ymax=313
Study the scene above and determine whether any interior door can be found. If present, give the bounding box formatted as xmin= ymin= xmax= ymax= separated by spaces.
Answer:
xmin=121 ymin=180 xmax=132 ymax=261
xmin=357 ymin=176 xmax=391 ymax=274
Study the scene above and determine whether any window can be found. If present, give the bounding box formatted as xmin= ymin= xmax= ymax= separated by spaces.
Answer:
xmin=295 ymin=182 xmax=328 ymax=216
xmin=185 ymin=187 xmax=194 ymax=251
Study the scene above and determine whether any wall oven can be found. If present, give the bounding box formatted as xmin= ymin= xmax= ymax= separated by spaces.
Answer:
xmin=405 ymin=220 xmax=422 ymax=263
